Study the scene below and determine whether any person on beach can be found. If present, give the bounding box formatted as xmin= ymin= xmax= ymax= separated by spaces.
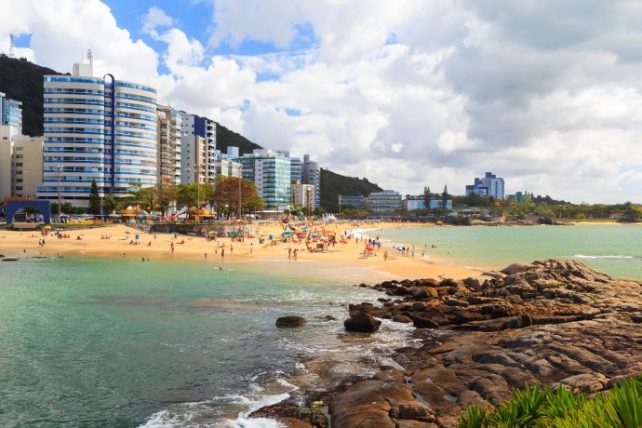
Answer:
xmin=221 ymin=248 xmax=225 ymax=259
xmin=170 ymin=242 xmax=174 ymax=254
xmin=204 ymin=252 xmax=208 ymax=259
xmin=288 ymin=248 xmax=292 ymax=259
xmin=384 ymin=251 xmax=388 ymax=261
xmin=293 ymin=249 xmax=298 ymax=261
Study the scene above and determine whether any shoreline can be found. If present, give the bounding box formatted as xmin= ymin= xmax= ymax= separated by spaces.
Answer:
xmin=0 ymin=222 xmax=481 ymax=281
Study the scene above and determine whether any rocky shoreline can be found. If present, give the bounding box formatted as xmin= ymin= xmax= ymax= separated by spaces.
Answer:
xmin=253 ymin=260 xmax=642 ymax=428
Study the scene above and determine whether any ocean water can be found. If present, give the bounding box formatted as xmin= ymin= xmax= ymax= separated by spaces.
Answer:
xmin=0 ymin=257 xmax=414 ymax=427
xmin=369 ymin=224 xmax=642 ymax=280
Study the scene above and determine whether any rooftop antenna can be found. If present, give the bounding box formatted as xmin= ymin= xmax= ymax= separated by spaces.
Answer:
xmin=87 ymin=47 xmax=93 ymax=65
xmin=8 ymin=33 xmax=15 ymax=58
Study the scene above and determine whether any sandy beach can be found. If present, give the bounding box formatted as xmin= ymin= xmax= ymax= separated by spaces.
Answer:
xmin=0 ymin=222 xmax=480 ymax=280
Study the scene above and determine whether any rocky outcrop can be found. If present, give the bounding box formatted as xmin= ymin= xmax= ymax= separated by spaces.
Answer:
xmin=276 ymin=316 xmax=307 ymax=328
xmin=343 ymin=311 xmax=381 ymax=333
xmin=252 ymin=260 xmax=642 ymax=427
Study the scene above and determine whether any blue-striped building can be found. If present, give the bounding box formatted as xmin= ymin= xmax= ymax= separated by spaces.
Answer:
xmin=37 ymin=62 xmax=157 ymax=207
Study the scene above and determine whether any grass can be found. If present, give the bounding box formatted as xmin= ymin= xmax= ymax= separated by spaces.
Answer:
xmin=458 ymin=376 xmax=642 ymax=428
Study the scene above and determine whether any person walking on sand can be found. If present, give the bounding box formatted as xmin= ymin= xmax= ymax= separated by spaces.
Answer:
xmin=204 ymin=252 xmax=208 ymax=259
xmin=170 ymin=242 xmax=174 ymax=254
xmin=293 ymin=249 xmax=298 ymax=261
xmin=384 ymin=251 xmax=388 ymax=261
xmin=221 ymin=248 xmax=225 ymax=259
xmin=288 ymin=248 xmax=292 ymax=260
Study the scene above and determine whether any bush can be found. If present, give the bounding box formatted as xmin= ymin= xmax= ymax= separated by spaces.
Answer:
xmin=458 ymin=377 xmax=642 ymax=428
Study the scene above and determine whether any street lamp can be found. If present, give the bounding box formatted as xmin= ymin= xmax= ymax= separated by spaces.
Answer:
xmin=56 ymin=165 xmax=63 ymax=223
xmin=195 ymin=164 xmax=200 ymax=223
xmin=237 ymin=175 xmax=242 ymax=220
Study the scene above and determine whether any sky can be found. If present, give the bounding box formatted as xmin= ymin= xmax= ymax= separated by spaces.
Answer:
xmin=1 ymin=0 xmax=642 ymax=203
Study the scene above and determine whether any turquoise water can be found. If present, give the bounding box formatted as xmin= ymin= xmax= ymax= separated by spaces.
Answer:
xmin=0 ymin=257 xmax=407 ymax=427
xmin=371 ymin=225 xmax=642 ymax=280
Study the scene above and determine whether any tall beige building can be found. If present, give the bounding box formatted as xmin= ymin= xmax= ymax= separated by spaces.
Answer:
xmin=157 ymin=105 xmax=182 ymax=185
xmin=0 ymin=125 xmax=43 ymax=200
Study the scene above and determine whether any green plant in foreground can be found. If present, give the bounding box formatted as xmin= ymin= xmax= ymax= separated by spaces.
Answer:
xmin=458 ymin=377 xmax=642 ymax=428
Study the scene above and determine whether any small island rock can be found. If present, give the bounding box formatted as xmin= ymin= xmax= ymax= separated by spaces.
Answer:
xmin=276 ymin=316 xmax=306 ymax=328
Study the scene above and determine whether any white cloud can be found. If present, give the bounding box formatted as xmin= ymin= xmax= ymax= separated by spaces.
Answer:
xmin=141 ymin=6 xmax=176 ymax=37
xmin=2 ymin=0 xmax=642 ymax=203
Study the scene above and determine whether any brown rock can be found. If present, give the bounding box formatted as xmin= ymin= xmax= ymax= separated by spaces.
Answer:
xmin=344 ymin=311 xmax=381 ymax=333
xmin=276 ymin=316 xmax=306 ymax=328
xmin=393 ymin=314 xmax=413 ymax=323
xmin=412 ymin=315 xmax=439 ymax=329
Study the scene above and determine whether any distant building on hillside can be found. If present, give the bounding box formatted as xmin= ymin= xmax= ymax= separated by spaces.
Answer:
xmin=465 ymin=172 xmax=505 ymax=199
xmin=338 ymin=194 xmax=365 ymax=210
xmin=403 ymin=195 xmax=425 ymax=211
xmin=366 ymin=190 xmax=402 ymax=214
xmin=403 ymin=194 xmax=452 ymax=211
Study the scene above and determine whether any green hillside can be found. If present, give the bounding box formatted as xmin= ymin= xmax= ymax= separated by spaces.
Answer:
xmin=320 ymin=168 xmax=382 ymax=212
xmin=215 ymin=123 xmax=261 ymax=155
xmin=0 ymin=54 xmax=59 ymax=136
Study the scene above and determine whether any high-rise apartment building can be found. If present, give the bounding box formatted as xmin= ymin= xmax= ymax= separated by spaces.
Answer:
xmin=235 ymin=149 xmax=291 ymax=210
xmin=157 ymin=105 xmax=182 ymax=185
xmin=465 ymin=172 xmax=505 ymax=199
xmin=302 ymin=154 xmax=320 ymax=208
xmin=37 ymin=62 xmax=158 ymax=207
xmin=290 ymin=157 xmax=302 ymax=184
xmin=179 ymin=112 xmax=217 ymax=183
xmin=0 ymin=125 xmax=43 ymax=200
xmin=0 ymin=92 xmax=23 ymax=137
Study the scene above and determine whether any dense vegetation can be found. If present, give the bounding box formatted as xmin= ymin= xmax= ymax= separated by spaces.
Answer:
xmin=460 ymin=378 xmax=641 ymax=428
xmin=215 ymin=123 xmax=261 ymax=155
xmin=320 ymin=168 xmax=382 ymax=212
xmin=0 ymin=54 xmax=59 ymax=136
xmin=447 ymin=194 xmax=642 ymax=222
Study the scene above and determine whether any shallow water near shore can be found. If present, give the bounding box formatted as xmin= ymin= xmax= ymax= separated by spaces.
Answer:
xmin=370 ymin=224 xmax=642 ymax=280
xmin=0 ymin=257 xmax=414 ymax=426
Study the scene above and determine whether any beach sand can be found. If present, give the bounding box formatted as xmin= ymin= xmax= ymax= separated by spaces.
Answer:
xmin=0 ymin=222 xmax=480 ymax=280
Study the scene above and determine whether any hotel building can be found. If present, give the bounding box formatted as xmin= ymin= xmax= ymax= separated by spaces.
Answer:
xmin=291 ymin=183 xmax=315 ymax=213
xmin=37 ymin=62 xmax=158 ymax=207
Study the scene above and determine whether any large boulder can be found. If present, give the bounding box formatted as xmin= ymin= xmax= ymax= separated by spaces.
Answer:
xmin=276 ymin=316 xmax=306 ymax=328
xmin=344 ymin=311 xmax=381 ymax=333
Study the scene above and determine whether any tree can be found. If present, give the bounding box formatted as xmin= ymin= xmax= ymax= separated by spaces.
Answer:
xmin=176 ymin=183 xmax=214 ymax=210
xmin=88 ymin=180 xmax=101 ymax=215
xmin=128 ymin=184 xmax=156 ymax=213
xmin=211 ymin=175 xmax=264 ymax=217
xmin=155 ymin=182 xmax=176 ymax=215
xmin=103 ymin=196 xmax=120 ymax=214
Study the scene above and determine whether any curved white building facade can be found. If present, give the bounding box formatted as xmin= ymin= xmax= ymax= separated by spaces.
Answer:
xmin=38 ymin=63 xmax=157 ymax=207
